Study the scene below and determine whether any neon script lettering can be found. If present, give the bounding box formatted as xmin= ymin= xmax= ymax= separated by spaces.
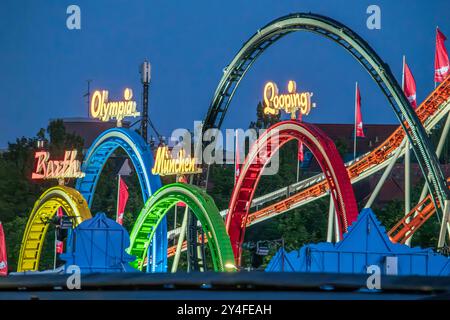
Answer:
xmin=90 ymin=88 xmax=140 ymax=122
xmin=152 ymin=146 xmax=201 ymax=176
xmin=263 ymin=80 xmax=315 ymax=118
xmin=32 ymin=150 xmax=85 ymax=180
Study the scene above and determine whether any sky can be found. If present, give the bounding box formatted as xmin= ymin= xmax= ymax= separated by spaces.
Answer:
xmin=0 ymin=0 xmax=449 ymax=148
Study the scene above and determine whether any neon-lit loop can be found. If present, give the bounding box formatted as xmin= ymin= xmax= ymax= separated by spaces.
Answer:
xmin=243 ymin=78 xmax=450 ymax=233
xmin=75 ymin=127 xmax=168 ymax=272
xmin=17 ymin=186 xmax=92 ymax=272
xmin=204 ymin=12 xmax=449 ymax=221
xmin=128 ymin=183 xmax=235 ymax=272
xmin=226 ymin=120 xmax=358 ymax=265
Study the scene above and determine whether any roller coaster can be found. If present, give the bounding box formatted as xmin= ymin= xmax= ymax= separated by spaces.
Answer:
xmin=17 ymin=12 xmax=450 ymax=273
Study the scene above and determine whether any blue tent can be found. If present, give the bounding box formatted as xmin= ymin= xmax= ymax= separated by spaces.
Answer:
xmin=265 ymin=248 xmax=297 ymax=272
xmin=60 ymin=213 xmax=137 ymax=274
xmin=266 ymin=208 xmax=450 ymax=276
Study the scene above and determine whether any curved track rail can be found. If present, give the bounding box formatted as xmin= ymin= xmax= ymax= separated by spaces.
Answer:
xmin=128 ymin=183 xmax=235 ymax=272
xmin=226 ymin=121 xmax=358 ymax=263
xmin=166 ymin=71 xmax=450 ymax=257
xmin=75 ymin=127 xmax=168 ymax=272
xmin=17 ymin=186 xmax=92 ymax=272
xmin=244 ymin=77 xmax=450 ymax=231
xmin=203 ymin=12 xmax=449 ymax=223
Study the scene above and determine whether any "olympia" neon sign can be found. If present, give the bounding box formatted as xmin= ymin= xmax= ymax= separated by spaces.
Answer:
xmin=90 ymin=88 xmax=141 ymax=125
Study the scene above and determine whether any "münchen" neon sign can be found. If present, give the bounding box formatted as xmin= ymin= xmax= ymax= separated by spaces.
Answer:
xmin=90 ymin=88 xmax=140 ymax=124
xmin=151 ymin=146 xmax=201 ymax=176
xmin=32 ymin=150 xmax=85 ymax=180
xmin=263 ymin=80 xmax=315 ymax=118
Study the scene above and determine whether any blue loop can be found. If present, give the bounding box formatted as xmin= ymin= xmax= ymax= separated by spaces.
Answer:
xmin=75 ymin=127 xmax=167 ymax=272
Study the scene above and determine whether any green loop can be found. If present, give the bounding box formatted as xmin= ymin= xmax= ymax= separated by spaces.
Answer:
xmin=128 ymin=183 xmax=235 ymax=272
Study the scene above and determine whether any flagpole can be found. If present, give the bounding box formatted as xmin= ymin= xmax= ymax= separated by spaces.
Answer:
xmin=116 ymin=174 xmax=121 ymax=223
xmin=403 ymin=55 xmax=412 ymax=246
xmin=235 ymin=129 xmax=240 ymax=185
xmin=296 ymin=115 xmax=300 ymax=182
xmin=435 ymin=27 xmax=438 ymax=89
xmin=53 ymin=228 xmax=57 ymax=270
xmin=353 ymin=82 xmax=357 ymax=160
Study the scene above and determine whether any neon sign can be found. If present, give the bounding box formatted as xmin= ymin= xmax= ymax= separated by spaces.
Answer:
xmin=151 ymin=146 xmax=201 ymax=176
xmin=32 ymin=150 xmax=85 ymax=180
xmin=263 ymin=80 xmax=315 ymax=118
xmin=90 ymin=88 xmax=140 ymax=125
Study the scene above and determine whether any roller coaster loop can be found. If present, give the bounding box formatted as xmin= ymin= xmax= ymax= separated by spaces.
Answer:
xmin=17 ymin=186 xmax=92 ymax=272
xmin=75 ymin=127 xmax=168 ymax=272
xmin=226 ymin=120 xmax=359 ymax=264
xmin=128 ymin=183 xmax=235 ymax=272
xmin=203 ymin=12 xmax=449 ymax=225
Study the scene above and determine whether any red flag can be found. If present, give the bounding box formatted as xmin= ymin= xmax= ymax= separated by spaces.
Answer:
xmin=435 ymin=28 xmax=450 ymax=82
xmin=57 ymin=206 xmax=63 ymax=218
xmin=116 ymin=176 xmax=129 ymax=225
xmin=55 ymin=240 xmax=64 ymax=254
xmin=355 ymin=84 xmax=365 ymax=138
xmin=0 ymin=222 xmax=7 ymax=276
xmin=235 ymin=130 xmax=240 ymax=183
xmin=298 ymin=142 xmax=304 ymax=162
xmin=296 ymin=111 xmax=304 ymax=162
xmin=403 ymin=59 xmax=417 ymax=109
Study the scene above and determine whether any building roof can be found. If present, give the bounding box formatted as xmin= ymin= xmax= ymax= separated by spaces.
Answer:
xmin=312 ymin=123 xmax=398 ymax=155
xmin=55 ymin=117 xmax=131 ymax=147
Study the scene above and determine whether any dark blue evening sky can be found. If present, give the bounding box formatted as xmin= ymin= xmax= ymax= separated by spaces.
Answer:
xmin=0 ymin=0 xmax=449 ymax=147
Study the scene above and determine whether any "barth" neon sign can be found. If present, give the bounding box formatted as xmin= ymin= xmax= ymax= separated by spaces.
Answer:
xmin=32 ymin=150 xmax=85 ymax=180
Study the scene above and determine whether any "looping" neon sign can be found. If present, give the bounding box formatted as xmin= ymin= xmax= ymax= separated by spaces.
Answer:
xmin=263 ymin=80 xmax=315 ymax=118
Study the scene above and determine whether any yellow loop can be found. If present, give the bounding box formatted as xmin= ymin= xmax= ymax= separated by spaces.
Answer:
xmin=17 ymin=186 xmax=92 ymax=272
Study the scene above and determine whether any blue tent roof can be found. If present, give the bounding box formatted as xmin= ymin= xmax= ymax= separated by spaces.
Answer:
xmin=266 ymin=208 xmax=450 ymax=276
xmin=60 ymin=213 xmax=137 ymax=274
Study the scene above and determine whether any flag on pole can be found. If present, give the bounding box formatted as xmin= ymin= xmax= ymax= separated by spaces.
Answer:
xmin=0 ymin=222 xmax=7 ymax=276
xmin=54 ymin=207 xmax=64 ymax=254
xmin=55 ymin=239 xmax=64 ymax=254
xmin=177 ymin=175 xmax=187 ymax=207
xmin=298 ymin=142 xmax=304 ymax=162
xmin=435 ymin=27 xmax=450 ymax=83
xmin=116 ymin=176 xmax=129 ymax=225
xmin=235 ymin=130 xmax=240 ymax=184
xmin=403 ymin=59 xmax=417 ymax=109
xmin=296 ymin=111 xmax=304 ymax=162
xmin=355 ymin=83 xmax=365 ymax=138
xmin=57 ymin=206 xmax=63 ymax=218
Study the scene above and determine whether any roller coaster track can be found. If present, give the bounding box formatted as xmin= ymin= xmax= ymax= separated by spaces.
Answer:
xmin=166 ymin=76 xmax=450 ymax=257
xmin=128 ymin=183 xmax=235 ymax=272
xmin=226 ymin=121 xmax=359 ymax=263
xmin=201 ymin=12 xmax=449 ymax=232
xmin=17 ymin=186 xmax=92 ymax=272
xmin=242 ymin=77 xmax=450 ymax=230
xmin=75 ymin=127 xmax=168 ymax=272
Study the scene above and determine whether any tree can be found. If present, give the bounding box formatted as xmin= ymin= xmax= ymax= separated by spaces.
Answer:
xmin=0 ymin=119 xmax=86 ymax=270
xmin=249 ymin=102 xmax=281 ymax=130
